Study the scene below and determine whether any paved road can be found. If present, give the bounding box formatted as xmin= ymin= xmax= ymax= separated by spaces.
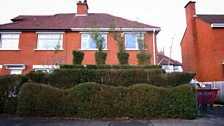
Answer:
xmin=0 ymin=106 xmax=224 ymax=126
xmin=1 ymin=117 xmax=224 ymax=126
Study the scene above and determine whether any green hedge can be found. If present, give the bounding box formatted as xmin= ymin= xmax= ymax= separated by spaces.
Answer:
xmin=72 ymin=51 xmax=84 ymax=64
xmin=48 ymin=69 xmax=165 ymax=89
xmin=17 ymin=82 xmax=198 ymax=119
xmin=17 ymin=83 xmax=66 ymax=116
xmin=60 ymin=64 xmax=162 ymax=69
xmin=0 ymin=75 xmax=28 ymax=114
xmin=25 ymin=69 xmax=195 ymax=89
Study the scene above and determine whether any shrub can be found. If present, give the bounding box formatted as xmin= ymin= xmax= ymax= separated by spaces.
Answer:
xmin=0 ymin=75 xmax=28 ymax=114
xmin=137 ymin=53 xmax=151 ymax=65
xmin=117 ymin=52 xmax=129 ymax=65
xmin=17 ymin=83 xmax=197 ymax=119
xmin=17 ymin=83 xmax=66 ymax=116
xmin=95 ymin=51 xmax=107 ymax=65
xmin=72 ymin=51 xmax=84 ymax=64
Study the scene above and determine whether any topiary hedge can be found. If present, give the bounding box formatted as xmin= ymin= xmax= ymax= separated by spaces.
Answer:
xmin=17 ymin=82 xmax=198 ymax=119
xmin=24 ymin=69 xmax=195 ymax=89
xmin=72 ymin=51 xmax=84 ymax=64
xmin=17 ymin=83 xmax=66 ymax=116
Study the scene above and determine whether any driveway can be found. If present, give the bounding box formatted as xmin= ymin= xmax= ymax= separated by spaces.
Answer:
xmin=0 ymin=105 xmax=224 ymax=126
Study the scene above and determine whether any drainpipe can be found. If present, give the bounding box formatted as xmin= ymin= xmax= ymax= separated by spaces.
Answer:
xmin=153 ymin=29 xmax=156 ymax=65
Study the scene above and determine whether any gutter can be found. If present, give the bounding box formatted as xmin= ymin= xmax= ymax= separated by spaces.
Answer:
xmin=211 ymin=23 xmax=224 ymax=28
xmin=153 ymin=29 xmax=156 ymax=65
xmin=71 ymin=28 xmax=161 ymax=32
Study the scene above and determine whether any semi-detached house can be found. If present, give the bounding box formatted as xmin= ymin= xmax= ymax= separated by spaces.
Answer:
xmin=0 ymin=0 xmax=160 ymax=75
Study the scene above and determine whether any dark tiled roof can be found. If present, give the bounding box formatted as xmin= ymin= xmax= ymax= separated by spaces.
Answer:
xmin=197 ymin=15 xmax=224 ymax=24
xmin=0 ymin=13 xmax=159 ymax=30
xmin=157 ymin=52 xmax=182 ymax=66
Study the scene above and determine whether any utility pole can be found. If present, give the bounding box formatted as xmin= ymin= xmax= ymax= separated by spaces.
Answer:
xmin=168 ymin=34 xmax=175 ymax=67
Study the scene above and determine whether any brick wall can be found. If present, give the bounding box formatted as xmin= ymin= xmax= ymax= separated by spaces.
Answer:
xmin=0 ymin=31 xmax=156 ymax=75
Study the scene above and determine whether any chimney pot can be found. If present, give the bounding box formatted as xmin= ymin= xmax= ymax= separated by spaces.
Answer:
xmin=76 ymin=0 xmax=88 ymax=16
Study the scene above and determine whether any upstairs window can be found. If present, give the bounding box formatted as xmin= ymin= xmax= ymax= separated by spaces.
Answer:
xmin=125 ymin=33 xmax=144 ymax=50
xmin=37 ymin=33 xmax=63 ymax=50
xmin=81 ymin=33 xmax=107 ymax=50
xmin=0 ymin=33 xmax=20 ymax=50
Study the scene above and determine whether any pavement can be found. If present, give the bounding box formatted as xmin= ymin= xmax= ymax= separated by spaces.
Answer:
xmin=0 ymin=105 xmax=224 ymax=126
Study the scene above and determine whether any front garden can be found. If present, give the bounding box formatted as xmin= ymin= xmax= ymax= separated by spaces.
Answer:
xmin=0 ymin=64 xmax=198 ymax=119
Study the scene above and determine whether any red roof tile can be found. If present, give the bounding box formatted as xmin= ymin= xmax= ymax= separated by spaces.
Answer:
xmin=157 ymin=52 xmax=182 ymax=66
xmin=0 ymin=13 xmax=159 ymax=30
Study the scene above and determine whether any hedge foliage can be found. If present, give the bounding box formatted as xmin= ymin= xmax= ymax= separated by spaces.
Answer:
xmin=72 ymin=51 xmax=84 ymax=64
xmin=0 ymin=75 xmax=27 ymax=114
xmin=60 ymin=64 xmax=162 ymax=69
xmin=17 ymin=82 xmax=198 ymax=119
xmin=25 ymin=69 xmax=195 ymax=89
xmin=137 ymin=53 xmax=151 ymax=65
xmin=117 ymin=52 xmax=129 ymax=65
xmin=95 ymin=51 xmax=107 ymax=65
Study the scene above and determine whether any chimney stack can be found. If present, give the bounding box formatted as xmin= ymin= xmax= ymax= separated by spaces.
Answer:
xmin=76 ymin=0 xmax=89 ymax=16
xmin=185 ymin=1 xmax=196 ymax=27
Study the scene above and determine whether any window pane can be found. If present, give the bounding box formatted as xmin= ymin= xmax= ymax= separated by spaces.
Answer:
xmin=89 ymin=38 xmax=97 ymax=49
xmin=0 ymin=33 xmax=19 ymax=49
xmin=102 ymin=34 xmax=107 ymax=49
xmin=37 ymin=34 xmax=62 ymax=50
xmin=126 ymin=34 xmax=137 ymax=49
xmin=81 ymin=33 xmax=107 ymax=50
xmin=1 ymin=39 xmax=19 ymax=49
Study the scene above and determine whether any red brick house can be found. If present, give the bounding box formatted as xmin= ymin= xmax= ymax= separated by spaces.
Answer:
xmin=181 ymin=1 xmax=224 ymax=101
xmin=157 ymin=52 xmax=182 ymax=73
xmin=0 ymin=0 xmax=160 ymax=75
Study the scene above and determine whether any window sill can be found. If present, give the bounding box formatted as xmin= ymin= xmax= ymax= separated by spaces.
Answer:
xmin=125 ymin=49 xmax=147 ymax=51
xmin=79 ymin=49 xmax=109 ymax=51
xmin=125 ymin=49 xmax=140 ymax=51
xmin=0 ymin=49 xmax=20 ymax=51
xmin=34 ymin=49 xmax=64 ymax=51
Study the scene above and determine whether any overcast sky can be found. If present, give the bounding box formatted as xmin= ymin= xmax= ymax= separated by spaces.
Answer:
xmin=0 ymin=0 xmax=224 ymax=62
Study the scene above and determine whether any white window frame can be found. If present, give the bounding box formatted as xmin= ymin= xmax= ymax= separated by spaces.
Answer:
xmin=35 ymin=32 xmax=63 ymax=50
xmin=125 ymin=33 xmax=144 ymax=50
xmin=4 ymin=64 xmax=26 ymax=75
xmin=0 ymin=65 xmax=2 ymax=69
xmin=33 ymin=65 xmax=60 ymax=73
xmin=80 ymin=32 xmax=108 ymax=50
xmin=0 ymin=32 xmax=20 ymax=50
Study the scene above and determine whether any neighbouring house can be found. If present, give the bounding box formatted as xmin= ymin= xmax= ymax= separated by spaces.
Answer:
xmin=181 ymin=1 xmax=224 ymax=102
xmin=157 ymin=51 xmax=182 ymax=73
xmin=0 ymin=0 xmax=160 ymax=75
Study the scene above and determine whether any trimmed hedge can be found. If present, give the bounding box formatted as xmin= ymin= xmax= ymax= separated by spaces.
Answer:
xmin=25 ymin=69 xmax=195 ymax=89
xmin=117 ymin=52 xmax=129 ymax=65
xmin=17 ymin=82 xmax=198 ymax=119
xmin=72 ymin=51 xmax=84 ymax=64
xmin=17 ymin=83 xmax=66 ymax=116
xmin=95 ymin=51 xmax=107 ymax=65
xmin=48 ymin=69 xmax=165 ymax=88
xmin=0 ymin=75 xmax=28 ymax=114
xmin=60 ymin=64 xmax=162 ymax=69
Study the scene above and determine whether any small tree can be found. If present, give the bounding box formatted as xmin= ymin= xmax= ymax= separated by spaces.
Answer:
xmin=90 ymin=29 xmax=107 ymax=65
xmin=40 ymin=35 xmax=65 ymax=72
xmin=110 ymin=20 xmax=129 ymax=64
xmin=135 ymin=29 xmax=151 ymax=65
xmin=72 ymin=51 xmax=84 ymax=64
